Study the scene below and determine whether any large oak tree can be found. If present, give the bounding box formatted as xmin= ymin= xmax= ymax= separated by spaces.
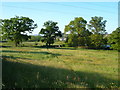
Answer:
xmin=88 ymin=16 xmax=107 ymax=48
xmin=39 ymin=21 xmax=62 ymax=47
xmin=1 ymin=16 xmax=37 ymax=46
xmin=64 ymin=17 xmax=92 ymax=47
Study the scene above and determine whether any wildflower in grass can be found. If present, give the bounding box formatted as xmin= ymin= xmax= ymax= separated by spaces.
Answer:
xmin=36 ymin=72 xmax=39 ymax=80
xmin=66 ymin=75 xmax=69 ymax=80
xmin=15 ymin=82 xmax=17 ymax=86
xmin=27 ymin=80 xmax=29 ymax=83
xmin=77 ymin=77 xmax=80 ymax=81
xmin=73 ymin=77 xmax=76 ymax=81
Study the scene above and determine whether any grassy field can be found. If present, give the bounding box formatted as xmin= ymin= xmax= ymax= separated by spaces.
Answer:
xmin=1 ymin=42 xmax=119 ymax=88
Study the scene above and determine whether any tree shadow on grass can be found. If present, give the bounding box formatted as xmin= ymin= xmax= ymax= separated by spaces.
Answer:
xmin=33 ymin=46 xmax=78 ymax=50
xmin=2 ymin=56 xmax=119 ymax=89
xmin=0 ymin=46 xmax=11 ymax=48
xmin=2 ymin=50 xmax=61 ymax=57
xmin=2 ymin=55 xmax=33 ymax=61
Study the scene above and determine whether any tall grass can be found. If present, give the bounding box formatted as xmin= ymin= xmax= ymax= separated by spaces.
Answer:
xmin=1 ymin=42 xmax=119 ymax=88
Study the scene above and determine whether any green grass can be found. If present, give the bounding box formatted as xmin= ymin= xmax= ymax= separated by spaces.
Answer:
xmin=1 ymin=42 xmax=119 ymax=88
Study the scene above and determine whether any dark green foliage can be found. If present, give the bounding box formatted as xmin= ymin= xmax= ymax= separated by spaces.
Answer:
xmin=88 ymin=16 xmax=107 ymax=35
xmin=88 ymin=16 xmax=107 ymax=48
xmin=0 ymin=19 xmax=2 ymax=41
xmin=77 ymin=29 xmax=92 ymax=46
xmin=39 ymin=21 xmax=62 ymax=47
xmin=108 ymin=27 xmax=120 ymax=50
xmin=1 ymin=16 xmax=37 ymax=46
xmin=64 ymin=17 xmax=92 ymax=47
xmin=90 ymin=34 xmax=105 ymax=49
xmin=66 ymin=34 xmax=78 ymax=47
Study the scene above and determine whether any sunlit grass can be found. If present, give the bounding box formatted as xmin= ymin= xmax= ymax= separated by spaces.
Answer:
xmin=1 ymin=43 xmax=119 ymax=88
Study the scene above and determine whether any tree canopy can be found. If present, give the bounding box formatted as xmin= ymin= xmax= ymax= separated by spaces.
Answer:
xmin=108 ymin=27 xmax=120 ymax=50
xmin=88 ymin=16 xmax=107 ymax=48
xmin=1 ymin=15 xmax=118 ymax=50
xmin=1 ymin=16 xmax=37 ymax=46
xmin=39 ymin=20 xmax=62 ymax=47
xmin=64 ymin=17 xmax=92 ymax=47
xmin=88 ymin=16 xmax=107 ymax=35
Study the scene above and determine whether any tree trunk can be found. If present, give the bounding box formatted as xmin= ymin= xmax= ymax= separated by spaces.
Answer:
xmin=48 ymin=43 xmax=50 ymax=47
xmin=15 ymin=41 xmax=19 ymax=47
xmin=46 ymin=43 xmax=48 ymax=49
xmin=15 ymin=42 xmax=18 ymax=47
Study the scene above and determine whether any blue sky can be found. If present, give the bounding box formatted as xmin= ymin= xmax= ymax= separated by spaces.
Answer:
xmin=1 ymin=2 xmax=118 ymax=35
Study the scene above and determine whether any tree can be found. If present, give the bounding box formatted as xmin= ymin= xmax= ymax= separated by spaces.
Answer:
xmin=64 ymin=17 xmax=92 ymax=47
xmin=88 ymin=16 xmax=107 ymax=48
xmin=1 ymin=16 xmax=37 ymax=46
xmin=28 ymin=35 xmax=41 ymax=42
xmin=90 ymin=34 xmax=105 ymax=48
xmin=39 ymin=21 xmax=62 ymax=47
xmin=66 ymin=34 xmax=78 ymax=47
xmin=88 ymin=16 xmax=107 ymax=34
xmin=0 ymin=19 xmax=2 ymax=41
xmin=108 ymin=27 xmax=120 ymax=50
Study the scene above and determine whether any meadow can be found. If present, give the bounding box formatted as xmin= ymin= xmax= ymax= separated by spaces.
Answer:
xmin=1 ymin=42 xmax=119 ymax=88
